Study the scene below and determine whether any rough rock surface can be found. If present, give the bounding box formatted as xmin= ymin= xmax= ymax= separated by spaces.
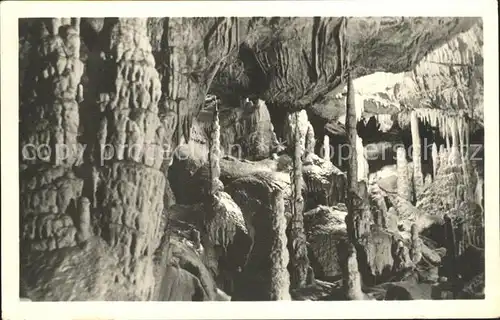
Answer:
xmin=18 ymin=17 xmax=483 ymax=301
xmin=227 ymin=174 xmax=291 ymax=300
xmin=304 ymin=205 xmax=348 ymax=280
xmin=311 ymin=21 xmax=483 ymax=127
xmin=155 ymin=233 xmax=218 ymax=301
xmin=21 ymin=237 xmax=138 ymax=301
xmin=194 ymin=98 xmax=280 ymax=161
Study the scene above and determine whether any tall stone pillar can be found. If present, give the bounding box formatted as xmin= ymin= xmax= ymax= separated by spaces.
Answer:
xmin=269 ymin=190 xmax=292 ymax=300
xmin=93 ymin=18 xmax=167 ymax=299
xmin=288 ymin=111 xmax=310 ymax=289
xmin=20 ymin=18 xmax=85 ymax=253
xmin=410 ymin=111 xmax=424 ymax=197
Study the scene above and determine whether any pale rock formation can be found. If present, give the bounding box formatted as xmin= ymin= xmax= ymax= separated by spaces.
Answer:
xmin=410 ymin=111 xmax=424 ymax=197
xmin=343 ymin=243 xmax=366 ymax=300
xmin=396 ymin=147 xmax=412 ymax=202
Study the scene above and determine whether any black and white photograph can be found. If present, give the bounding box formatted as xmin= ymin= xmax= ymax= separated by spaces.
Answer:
xmin=2 ymin=1 xmax=499 ymax=319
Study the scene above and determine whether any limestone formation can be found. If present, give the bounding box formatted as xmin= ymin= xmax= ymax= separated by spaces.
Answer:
xmin=345 ymin=74 xmax=359 ymax=240
xmin=323 ymin=135 xmax=331 ymax=162
xmin=17 ymin=17 xmax=484 ymax=302
xmin=91 ymin=18 xmax=167 ymax=299
xmin=227 ymin=175 xmax=292 ymax=300
xmin=269 ymin=190 xmax=292 ymax=300
xmin=396 ymin=147 xmax=412 ymax=202
xmin=344 ymin=75 xmax=371 ymax=241
xmin=410 ymin=224 xmax=423 ymax=265
xmin=19 ymin=19 xmax=86 ymax=257
xmin=304 ymin=205 xmax=347 ymax=279
xmin=208 ymin=102 xmax=223 ymax=195
xmin=305 ymin=123 xmax=316 ymax=156
xmin=410 ymin=111 xmax=424 ymax=197
xmin=288 ymin=111 xmax=311 ymax=289
xmin=432 ymin=142 xmax=439 ymax=179
xmin=343 ymin=243 xmax=365 ymax=300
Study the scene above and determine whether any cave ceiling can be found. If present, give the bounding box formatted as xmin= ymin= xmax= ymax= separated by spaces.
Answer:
xmin=19 ymin=17 xmax=482 ymax=133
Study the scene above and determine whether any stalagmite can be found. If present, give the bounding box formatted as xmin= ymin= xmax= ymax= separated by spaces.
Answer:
xmin=209 ymin=102 xmax=223 ymax=195
xmin=396 ymin=147 xmax=412 ymax=202
xmin=410 ymin=111 xmax=424 ymax=198
xmin=432 ymin=142 xmax=439 ymax=178
xmin=323 ymin=135 xmax=331 ymax=162
xmin=344 ymin=75 xmax=372 ymax=247
xmin=410 ymin=224 xmax=422 ymax=264
xmin=288 ymin=111 xmax=310 ymax=289
xmin=19 ymin=18 xmax=85 ymax=254
xmin=305 ymin=124 xmax=316 ymax=156
xmin=449 ymin=117 xmax=461 ymax=166
xmin=343 ymin=243 xmax=365 ymax=300
xmin=76 ymin=197 xmax=92 ymax=243
xmin=444 ymin=214 xmax=459 ymax=297
xmin=465 ymin=120 xmax=470 ymax=157
xmin=356 ymin=136 xmax=369 ymax=182
xmin=269 ymin=190 xmax=292 ymax=300
xmin=92 ymin=18 xmax=167 ymax=299
xmin=394 ymin=239 xmax=413 ymax=271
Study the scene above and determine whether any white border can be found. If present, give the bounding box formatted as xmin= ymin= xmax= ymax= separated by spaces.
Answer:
xmin=1 ymin=1 xmax=499 ymax=319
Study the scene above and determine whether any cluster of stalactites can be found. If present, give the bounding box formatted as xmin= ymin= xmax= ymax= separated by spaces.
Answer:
xmin=413 ymin=108 xmax=470 ymax=160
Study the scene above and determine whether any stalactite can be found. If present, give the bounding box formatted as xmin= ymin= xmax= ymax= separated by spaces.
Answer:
xmin=449 ymin=117 xmax=461 ymax=167
xmin=432 ymin=142 xmax=439 ymax=178
xmin=438 ymin=144 xmax=449 ymax=175
xmin=458 ymin=117 xmax=465 ymax=158
xmin=396 ymin=147 xmax=412 ymax=202
xmin=288 ymin=111 xmax=310 ymax=289
xmin=269 ymin=189 xmax=292 ymax=300
xmin=430 ymin=109 xmax=438 ymax=127
xmin=410 ymin=111 xmax=424 ymax=198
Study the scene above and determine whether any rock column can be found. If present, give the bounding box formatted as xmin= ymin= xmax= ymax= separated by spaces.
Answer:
xmin=410 ymin=111 xmax=424 ymax=197
xmin=20 ymin=19 xmax=86 ymax=253
xmin=345 ymin=75 xmax=371 ymax=240
xmin=269 ymin=190 xmax=292 ymax=300
xmin=288 ymin=111 xmax=310 ymax=288
xmin=93 ymin=18 xmax=167 ymax=299
xmin=208 ymin=103 xmax=223 ymax=194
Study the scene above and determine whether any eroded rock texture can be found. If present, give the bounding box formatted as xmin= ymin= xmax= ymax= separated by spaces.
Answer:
xmin=18 ymin=16 xmax=483 ymax=301
xmin=19 ymin=19 xmax=93 ymax=299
